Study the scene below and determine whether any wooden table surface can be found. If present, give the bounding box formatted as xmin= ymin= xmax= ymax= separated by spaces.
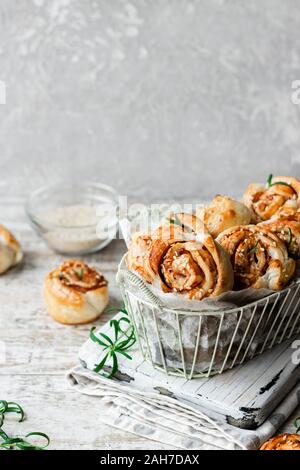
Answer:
xmin=1 ymin=193 xmax=300 ymax=450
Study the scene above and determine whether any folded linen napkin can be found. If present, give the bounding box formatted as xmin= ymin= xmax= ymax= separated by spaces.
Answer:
xmin=67 ymin=317 xmax=300 ymax=450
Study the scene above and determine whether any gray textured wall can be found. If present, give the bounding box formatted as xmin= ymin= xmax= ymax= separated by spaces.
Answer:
xmin=0 ymin=0 xmax=299 ymax=200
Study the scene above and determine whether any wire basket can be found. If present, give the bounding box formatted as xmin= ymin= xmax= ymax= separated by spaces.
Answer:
xmin=117 ymin=257 xmax=300 ymax=380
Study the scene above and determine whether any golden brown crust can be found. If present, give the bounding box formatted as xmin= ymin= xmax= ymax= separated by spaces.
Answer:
xmin=260 ymin=218 xmax=300 ymax=259
xmin=243 ymin=176 xmax=300 ymax=223
xmin=273 ymin=206 xmax=300 ymax=222
xmin=127 ymin=233 xmax=155 ymax=283
xmin=152 ymin=212 xmax=204 ymax=241
xmin=44 ymin=260 xmax=109 ymax=325
xmin=217 ymin=225 xmax=295 ymax=290
xmin=127 ymin=214 xmax=234 ymax=300
xmin=260 ymin=434 xmax=300 ymax=450
xmin=197 ymin=195 xmax=252 ymax=238
xmin=0 ymin=224 xmax=23 ymax=274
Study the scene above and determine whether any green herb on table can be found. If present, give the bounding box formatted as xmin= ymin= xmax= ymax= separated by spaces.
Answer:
xmin=267 ymin=174 xmax=293 ymax=190
xmin=0 ymin=400 xmax=50 ymax=450
xmin=90 ymin=306 xmax=136 ymax=378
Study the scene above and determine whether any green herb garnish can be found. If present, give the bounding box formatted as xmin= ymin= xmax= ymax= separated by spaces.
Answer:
xmin=267 ymin=174 xmax=294 ymax=190
xmin=169 ymin=214 xmax=194 ymax=233
xmin=267 ymin=174 xmax=273 ymax=187
xmin=73 ymin=268 xmax=84 ymax=280
xmin=250 ymin=241 xmax=259 ymax=254
xmin=287 ymin=227 xmax=293 ymax=247
xmin=294 ymin=417 xmax=300 ymax=434
xmin=0 ymin=400 xmax=50 ymax=450
xmin=90 ymin=306 xmax=136 ymax=378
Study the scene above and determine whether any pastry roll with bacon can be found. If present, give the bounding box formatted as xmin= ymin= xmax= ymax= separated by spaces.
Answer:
xmin=217 ymin=225 xmax=295 ymax=290
xmin=243 ymin=176 xmax=300 ymax=223
xmin=260 ymin=218 xmax=300 ymax=260
xmin=197 ymin=195 xmax=252 ymax=238
xmin=127 ymin=215 xmax=234 ymax=300
xmin=0 ymin=225 xmax=23 ymax=274
xmin=44 ymin=260 xmax=109 ymax=324
xmin=260 ymin=434 xmax=300 ymax=450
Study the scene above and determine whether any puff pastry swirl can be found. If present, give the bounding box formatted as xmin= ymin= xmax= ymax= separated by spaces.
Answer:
xmin=197 ymin=195 xmax=252 ymax=238
xmin=0 ymin=224 xmax=23 ymax=274
xmin=44 ymin=260 xmax=109 ymax=324
xmin=243 ymin=176 xmax=300 ymax=223
xmin=260 ymin=434 xmax=300 ymax=450
xmin=127 ymin=214 xmax=234 ymax=300
xmin=260 ymin=218 xmax=300 ymax=260
xmin=217 ymin=225 xmax=295 ymax=290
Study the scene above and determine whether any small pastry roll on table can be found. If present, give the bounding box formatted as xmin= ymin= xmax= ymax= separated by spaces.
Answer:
xmin=217 ymin=225 xmax=295 ymax=290
xmin=127 ymin=214 xmax=234 ymax=300
xmin=0 ymin=224 xmax=23 ymax=274
xmin=44 ymin=260 xmax=109 ymax=325
xmin=243 ymin=176 xmax=300 ymax=223
xmin=260 ymin=433 xmax=300 ymax=450
xmin=197 ymin=195 xmax=252 ymax=238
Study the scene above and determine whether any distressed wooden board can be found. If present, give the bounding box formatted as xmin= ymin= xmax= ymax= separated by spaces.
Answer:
xmin=0 ymin=196 xmax=300 ymax=449
xmin=81 ymin=317 xmax=300 ymax=431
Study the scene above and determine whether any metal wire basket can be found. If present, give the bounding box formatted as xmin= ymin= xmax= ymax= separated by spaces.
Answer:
xmin=117 ymin=257 xmax=300 ymax=380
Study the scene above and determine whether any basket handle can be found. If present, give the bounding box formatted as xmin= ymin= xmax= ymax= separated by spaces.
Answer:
xmin=116 ymin=255 xmax=163 ymax=308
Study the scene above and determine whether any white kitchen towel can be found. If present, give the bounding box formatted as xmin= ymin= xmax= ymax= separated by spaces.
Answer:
xmin=67 ymin=365 xmax=300 ymax=451
xmin=67 ymin=318 xmax=300 ymax=450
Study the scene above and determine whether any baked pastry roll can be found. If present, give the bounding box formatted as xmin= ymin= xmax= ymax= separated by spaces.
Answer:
xmin=152 ymin=212 xmax=204 ymax=241
xmin=217 ymin=225 xmax=295 ymax=290
xmin=260 ymin=434 xmax=300 ymax=450
xmin=44 ymin=260 xmax=109 ymax=325
xmin=272 ymin=206 xmax=300 ymax=223
xmin=127 ymin=233 xmax=154 ymax=283
xmin=260 ymin=218 xmax=300 ymax=259
xmin=127 ymin=213 xmax=204 ymax=284
xmin=0 ymin=224 xmax=23 ymax=274
xmin=127 ymin=215 xmax=234 ymax=300
xmin=197 ymin=195 xmax=252 ymax=238
xmin=243 ymin=176 xmax=300 ymax=223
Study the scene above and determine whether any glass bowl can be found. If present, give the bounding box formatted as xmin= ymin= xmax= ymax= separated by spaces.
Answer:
xmin=26 ymin=182 xmax=119 ymax=255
